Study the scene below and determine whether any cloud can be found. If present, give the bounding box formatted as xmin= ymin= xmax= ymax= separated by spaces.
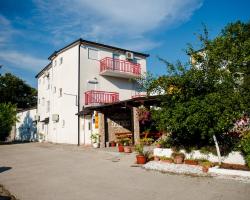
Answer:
xmin=0 ymin=15 xmax=16 ymax=46
xmin=33 ymin=0 xmax=203 ymax=50
xmin=0 ymin=51 xmax=48 ymax=72
xmin=0 ymin=15 xmax=48 ymax=73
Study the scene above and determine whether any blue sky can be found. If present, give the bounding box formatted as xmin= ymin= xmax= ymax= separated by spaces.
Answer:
xmin=0 ymin=0 xmax=249 ymax=88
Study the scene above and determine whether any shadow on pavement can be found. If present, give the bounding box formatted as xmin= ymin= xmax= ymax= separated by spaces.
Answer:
xmin=0 ymin=167 xmax=11 ymax=173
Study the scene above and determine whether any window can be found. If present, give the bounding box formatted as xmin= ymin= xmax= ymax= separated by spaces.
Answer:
xmin=88 ymin=48 xmax=98 ymax=60
xmin=46 ymin=101 xmax=50 ymax=113
xmin=54 ymin=59 xmax=57 ymax=67
xmin=53 ymin=87 xmax=56 ymax=93
xmin=113 ymin=53 xmax=120 ymax=60
xmin=62 ymin=120 xmax=65 ymax=128
xmin=42 ymin=97 xmax=45 ymax=106
xmin=47 ymin=76 xmax=50 ymax=90
xmin=60 ymin=57 xmax=63 ymax=65
xmin=59 ymin=88 xmax=62 ymax=97
xmin=132 ymin=58 xmax=139 ymax=64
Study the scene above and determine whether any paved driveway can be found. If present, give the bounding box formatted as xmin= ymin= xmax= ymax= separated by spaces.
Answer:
xmin=0 ymin=143 xmax=249 ymax=200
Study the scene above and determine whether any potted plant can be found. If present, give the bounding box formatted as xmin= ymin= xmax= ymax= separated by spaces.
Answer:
xmin=201 ymin=161 xmax=213 ymax=173
xmin=117 ymin=138 xmax=125 ymax=152
xmin=156 ymin=142 xmax=161 ymax=148
xmin=90 ymin=133 xmax=100 ymax=148
xmin=123 ymin=138 xmax=132 ymax=153
xmin=160 ymin=156 xmax=173 ymax=163
xmin=154 ymin=156 xmax=160 ymax=161
xmin=110 ymin=141 xmax=116 ymax=147
xmin=171 ymin=152 xmax=185 ymax=164
xmin=140 ymin=138 xmax=154 ymax=146
xmin=135 ymin=144 xmax=149 ymax=164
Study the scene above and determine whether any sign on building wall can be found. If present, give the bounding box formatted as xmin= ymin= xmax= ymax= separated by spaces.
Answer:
xmin=95 ymin=112 xmax=99 ymax=129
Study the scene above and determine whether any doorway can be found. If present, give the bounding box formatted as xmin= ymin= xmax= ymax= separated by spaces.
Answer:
xmin=84 ymin=115 xmax=92 ymax=145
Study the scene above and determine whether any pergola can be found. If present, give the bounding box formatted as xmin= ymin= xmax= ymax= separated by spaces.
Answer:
xmin=77 ymin=96 xmax=162 ymax=147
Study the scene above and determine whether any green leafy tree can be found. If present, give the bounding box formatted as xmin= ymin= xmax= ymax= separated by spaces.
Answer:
xmin=0 ymin=73 xmax=37 ymax=109
xmin=0 ymin=103 xmax=18 ymax=141
xmin=143 ymin=21 xmax=250 ymax=153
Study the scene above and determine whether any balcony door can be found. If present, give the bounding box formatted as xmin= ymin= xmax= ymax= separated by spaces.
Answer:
xmin=113 ymin=53 xmax=120 ymax=71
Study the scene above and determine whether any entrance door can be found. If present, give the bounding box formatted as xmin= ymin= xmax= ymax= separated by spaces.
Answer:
xmin=44 ymin=123 xmax=49 ymax=141
xmin=84 ymin=115 xmax=92 ymax=145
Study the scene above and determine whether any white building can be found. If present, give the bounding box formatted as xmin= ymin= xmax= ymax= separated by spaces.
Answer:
xmin=36 ymin=39 xmax=149 ymax=145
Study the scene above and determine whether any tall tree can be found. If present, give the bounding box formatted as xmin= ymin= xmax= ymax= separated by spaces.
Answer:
xmin=0 ymin=73 xmax=37 ymax=109
xmin=142 ymin=21 xmax=250 ymax=153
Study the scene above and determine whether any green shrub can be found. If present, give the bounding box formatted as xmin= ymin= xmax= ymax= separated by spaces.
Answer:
xmin=140 ymin=138 xmax=154 ymax=145
xmin=0 ymin=103 xmax=17 ymax=141
xmin=239 ymin=130 xmax=250 ymax=167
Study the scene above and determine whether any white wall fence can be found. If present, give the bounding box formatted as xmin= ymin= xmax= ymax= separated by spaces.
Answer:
xmin=154 ymin=148 xmax=246 ymax=165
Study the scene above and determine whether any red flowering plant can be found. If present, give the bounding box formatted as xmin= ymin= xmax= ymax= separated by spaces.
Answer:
xmin=137 ymin=106 xmax=151 ymax=125
xmin=229 ymin=115 xmax=250 ymax=137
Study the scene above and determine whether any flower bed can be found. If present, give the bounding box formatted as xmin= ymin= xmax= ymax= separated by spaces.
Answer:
xmin=154 ymin=148 xmax=246 ymax=165
xmin=143 ymin=161 xmax=205 ymax=176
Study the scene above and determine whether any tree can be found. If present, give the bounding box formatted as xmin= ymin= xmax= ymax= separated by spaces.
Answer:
xmin=143 ymin=21 xmax=250 ymax=153
xmin=0 ymin=73 xmax=37 ymax=109
xmin=0 ymin=103 xmax=18 ymax=141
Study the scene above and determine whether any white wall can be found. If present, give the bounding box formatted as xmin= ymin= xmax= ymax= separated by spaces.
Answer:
xmin=37 ymin=65 xmax=52 ymax=141
xmin=37 ymin=45 xmax=79 ymax=144
xmin=15 ymin=108 xmax=37 ymax=141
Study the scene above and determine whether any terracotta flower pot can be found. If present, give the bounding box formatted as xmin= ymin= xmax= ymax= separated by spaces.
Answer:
xmin=110 ymin=142 xmax=116 ymax=147
xmin=124 ymin=146 xmax=132 ymax=153
xmin=118 ymin=145 xmax=124 ymax=152
xmin=92 ymin=143 xmax=100 ymax=148
xmin=154 ymin=156 xmax=160 ymax=161
xmin=136 ymin=155 xmax=146 ymax=164
xmin=173 ymin=155 xmax=184 ymax=164
xmin=184 ymin=160 xmax=198 ymax=165
xmin=162 ymin=159 xmax=173 ymax=164
xmin=202 ymin=166 xmax=209 ymax=173
xmin=156 ymin=144 xmax=161 ymax=148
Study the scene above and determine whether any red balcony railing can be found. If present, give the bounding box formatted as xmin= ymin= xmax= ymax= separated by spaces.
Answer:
xmin=100 ymin=57 xmax=141 ymax=76
xmin=85 ymin=90 xmax=119 ymax=105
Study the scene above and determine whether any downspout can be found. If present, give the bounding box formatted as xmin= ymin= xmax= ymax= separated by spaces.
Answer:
xmin=77 ymin=43 xmax=81 ymax=146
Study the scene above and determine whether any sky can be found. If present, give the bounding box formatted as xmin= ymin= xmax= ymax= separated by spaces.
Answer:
xmin=0 ymin=0 xmax=249 ymax=88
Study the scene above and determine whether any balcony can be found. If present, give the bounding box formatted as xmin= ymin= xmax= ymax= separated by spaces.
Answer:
xmin=100 ymin=57 xmax=141 ymax=79
xmin=85 ymin=90 xmax=119 ymax=105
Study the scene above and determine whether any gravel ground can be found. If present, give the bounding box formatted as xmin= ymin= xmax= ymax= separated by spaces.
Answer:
xmin=143 ymin=161 xmax=205 ymax=176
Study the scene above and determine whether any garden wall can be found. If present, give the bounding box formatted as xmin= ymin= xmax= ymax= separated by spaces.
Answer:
xmin=154 ymin=148 xmax=246 ymax=165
